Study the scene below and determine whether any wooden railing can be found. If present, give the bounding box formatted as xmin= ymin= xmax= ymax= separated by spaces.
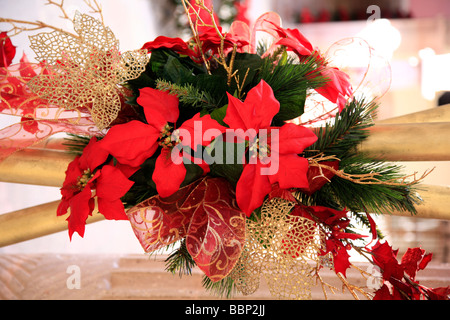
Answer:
xmin=0 ymin=105 xmax=449 ymax=247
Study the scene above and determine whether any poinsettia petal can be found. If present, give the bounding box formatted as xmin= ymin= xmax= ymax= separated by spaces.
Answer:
xmin=137 ymin=87 xmax=179 ymax=129
xmin=141 ymin=36 xmax=194 ymax=57
xmin=333 ymin=245 xmax=352 ymax=277
xmin=418 ymin=253 xmax=433 ymax=271
xmin=236 ymin=163 xmax=272 ymax=216
xmin=316 ymin=67 xmax=352 ymax=111
xmin=178 ymin=113 xmax=226 ymax=151
xmin=60 ymin=156 xmax=83 ymax=191
xmin=224 ymin=92 xmax=248 ymax=131
xmin=273 ymin=123 xmax=317 ymax=155
xmin=96 ymin=165 xmax=134 ymax=201
xmin=78 ymin=137 xmax=109 ymax=171
xmin=0 ymin=32 xmax=17 ymax=68
xmin=224 ymin=80 xmax=279 ymax=134
xmin=67 ymin=187 xmax=95 ymax=239
xmin=276 ymin=38 xmax=312 ymax=56
xmin=97 ymin=198 xmax=128 ymax=220
xmin=268 ymin=154 xmax=309 ymax=189
xmin=153 ymin=148 xmax=187 ymax=198
xmin=99 ymin=120 xmax=160 ymax=167
xmin=400 ymin=247 xmax=426 ymax=279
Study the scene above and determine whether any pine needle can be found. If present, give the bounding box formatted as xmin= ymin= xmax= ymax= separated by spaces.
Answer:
xmin=164 ymin=239 xmax=196 ymax=277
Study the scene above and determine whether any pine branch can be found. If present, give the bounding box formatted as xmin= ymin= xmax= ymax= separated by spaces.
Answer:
xmin=62 ymin=134 xmax=92 ymax=155
xmin=202 ymin=275 xmax=237 ymax=299
xmin=155 ymin=79 xmax=217 ymax=110
xmin=258 ymin=52 xmax=327 ymax=125
xmin=320 ymin=158 xmax=422 ymax=215
xmin=164 ymin=239 xmax=196 ymax=277
xmin=299 ymin=98 xmax=422 ymax=217
xmin=305 ymin=98 xmax=378 ymax=160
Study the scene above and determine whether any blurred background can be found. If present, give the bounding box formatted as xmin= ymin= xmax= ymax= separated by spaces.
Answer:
xmin=0 ymin=0 xmax=449 ymax=265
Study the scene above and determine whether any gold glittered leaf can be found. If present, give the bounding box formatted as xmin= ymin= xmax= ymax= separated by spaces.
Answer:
xmin=27 ymin=12 xmax=149 ymax=129
xmin=231 ymin=198 xmax=326 ymax=300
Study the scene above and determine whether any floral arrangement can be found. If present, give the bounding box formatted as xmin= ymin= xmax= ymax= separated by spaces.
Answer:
xmin=1 ymin=0 xmax=448 ymax=300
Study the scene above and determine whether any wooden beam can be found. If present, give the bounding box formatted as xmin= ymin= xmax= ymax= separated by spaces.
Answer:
xmin=0 ymin=148 xmax=75 ymax=187
xmin=378 ymin=104 xmax=450 ymax=124
xmin=0 ymin=184 xmax=448 ymax=247
xmin=0 ymin=201 xmax=105 ymax=247
xmin=384 ymin=184 xmax=450 ymax=220
xmin=359 ymin=122 xmax=450 ymax=161
xmin=1 ymin=121 xmax=449 ymax=187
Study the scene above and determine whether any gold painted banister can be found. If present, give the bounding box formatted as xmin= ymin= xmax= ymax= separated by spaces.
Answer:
xmin=377 ymin=104 xmax=450 ymax=124
xmin=0 ymin=116 xmax=449 ymax=247
xmin=358 ymin=122 xmax=450 ymax=161
xmin=0 ymin=201 xmax=104 ymax=247
xmin=0 ymin=148 xmax=75 ymax=187
xmin=0 ymin=184 xmax=448 ymax=247
xmin=375 ymin=184 xmax=450 ymax=220
xmin=0 ymin=122 xmax=449 ymax=187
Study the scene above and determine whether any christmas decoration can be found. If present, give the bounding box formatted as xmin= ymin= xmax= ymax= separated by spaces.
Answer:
xmin=0 ymin=0 xmax=448 ymax=300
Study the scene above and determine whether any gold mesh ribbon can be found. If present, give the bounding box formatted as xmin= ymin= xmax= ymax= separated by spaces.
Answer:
xmin=27 ymin=12 xmax=149 ymax=129
xmin=231 ymin=198 xmax=326 ymax=300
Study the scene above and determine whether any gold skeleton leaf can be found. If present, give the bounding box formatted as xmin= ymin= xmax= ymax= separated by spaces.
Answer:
xmin=27 ymin=12 xmax=149 ymax=129
xmin=231 ymin=198 xmax=326 ymax=300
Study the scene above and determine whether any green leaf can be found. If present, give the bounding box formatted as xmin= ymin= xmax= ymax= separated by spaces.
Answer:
xmin=207 ymin=139 xmax=246 ymax=186
xmin=209 ymin=104 xmax=228 ymax=126
xmin=258 ymin=53 xmax=326 ymax=125
xmin=163 ymin=55 xmax=194 ymax=84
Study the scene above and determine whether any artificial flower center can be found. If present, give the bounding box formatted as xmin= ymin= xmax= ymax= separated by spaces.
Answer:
xmin=76 ymin=169 xmax=94 ymax=190
xmin=158 ymin=124 xmax=181 ymax=149
xmin=249 ymin=137 xmax=270 ymax=160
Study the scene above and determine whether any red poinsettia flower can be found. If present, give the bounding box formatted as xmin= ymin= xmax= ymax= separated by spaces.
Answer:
xmin=266 ymin=22 xmax=314 ymax=57
xmin=198 ymin=26 xmax=249 ymax=57
xmin=264 ymin=23 xmax=352 ymax=111
xmin=223 ymin=80 xmax=317 ymax=216
xmin=315 ymin=65 xmax=353 ymax=112
xmin=370 ymin=241 xmax=450 ymax=300
xmin=57 ymin=137 xmax=134 ymax=239
xmin=142 ymin=1 xmax=248 ymax=63
xmin=0 ymin=32 xmax=16 ymax=68
xmin=141 ymin=36 xmax=201 ymax=62
xmin=99 ymin=87 xmax=225 ymax=198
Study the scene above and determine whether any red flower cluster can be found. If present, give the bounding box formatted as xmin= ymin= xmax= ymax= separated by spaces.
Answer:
xmin=266 ymin=23 xmax=352 ymax=111
xmin=58 ymin=138 xmax=134 ymax=239
xmin=224 ymin=80 xmax=317 ymax=216
xmin=98 ymin=88 xmax=225 ymax=198
xmin=370 ymin=241 xmax=450 ymax=300
xmin=143 ymin=6 xmax=352 ymax=113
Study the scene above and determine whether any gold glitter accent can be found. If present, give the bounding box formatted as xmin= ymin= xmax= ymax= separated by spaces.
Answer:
xmin=27 ymin=12 xmax=149 ymax=129
xmin=231 ymin=198 xmax=326 ymax=300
